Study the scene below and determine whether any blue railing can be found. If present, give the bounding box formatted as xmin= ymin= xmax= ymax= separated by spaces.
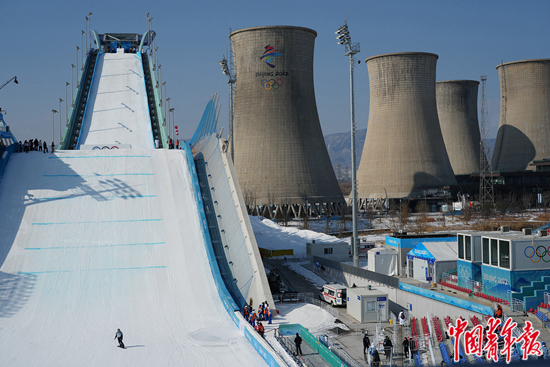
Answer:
xmin=189 ymin=96 xmax=219 ymax=147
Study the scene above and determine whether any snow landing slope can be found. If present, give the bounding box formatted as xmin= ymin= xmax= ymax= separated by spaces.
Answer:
xmin=0 ymin=150 xmax=266 ymax=366
xmin=78 ymin=49 xmax=155 ymax=149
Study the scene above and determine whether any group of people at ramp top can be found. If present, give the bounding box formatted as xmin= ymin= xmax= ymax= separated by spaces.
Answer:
xmin=19 ymin=139 xmax=54 ymax=153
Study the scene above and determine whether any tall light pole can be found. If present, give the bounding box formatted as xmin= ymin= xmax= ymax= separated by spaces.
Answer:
xmin=65 ymin=82 xmax=70 ymax=126
xmin=81 ymin=31 xmax=85 ymax=69
xmin=169 ymin=108 xmax=175 ymax=139
xmin=88 ymin=12 xmax=93 ymax=49
xmin=85 ymin=16 xmax=89 ymax=53
xmin=52 ymin=110 xmax=58 ymax=143
xmin=71 ymin=64 xmax=75 ymax=104
xmin=153 ymin=47 xmax=158 ymax=70
xmin=160 ymin=81 xmax=166 ymax=106
xmin=59 ymin=98 xmax=64 ymax=143
xmin=336 ymin=21 xmax=360 ymax=267
xmin=219 ymin=56 xmax=236 ymax=161
xmin=165 ymin=97 xmax=170 ymax=128
xmin=147 ymin=17 xmax=153 ymax=54
xmin=157 ymin=64 xmax=161 ymax=85
xmin=76 ymin=46 xmax=84 ymax=75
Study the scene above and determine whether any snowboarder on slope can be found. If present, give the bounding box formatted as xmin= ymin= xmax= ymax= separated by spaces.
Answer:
xmin=114 ymin=328 xmax=124 ymax=348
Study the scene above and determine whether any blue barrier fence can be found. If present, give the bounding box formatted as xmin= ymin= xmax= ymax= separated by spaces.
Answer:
xmin=399 ymin=282 xmax=494 ymax=316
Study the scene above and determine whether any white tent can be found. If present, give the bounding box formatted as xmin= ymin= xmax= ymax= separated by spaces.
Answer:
xmin=407 ymin=241 xmax=457 ymax=282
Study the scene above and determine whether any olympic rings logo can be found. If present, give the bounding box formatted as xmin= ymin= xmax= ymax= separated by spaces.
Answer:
xmin=92 ymin=146 xmax=120 ymax=150
xmin=261 ymin=79 xmax=283 ymax=90
xmin=458 ymin=265 xmax=470 ymax=279
xmin=524 ymin=245 xmax=550 ymax=263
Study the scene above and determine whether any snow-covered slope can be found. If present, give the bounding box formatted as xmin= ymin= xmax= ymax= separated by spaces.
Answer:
xmin=78 ymin=49 xmax=154 ymax=149
xmin=0 ymin=150 xmax=266 ymax=366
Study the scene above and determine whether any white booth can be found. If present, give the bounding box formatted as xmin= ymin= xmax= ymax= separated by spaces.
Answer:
xmin=367 ymin=246 xmax=398 ymax=276
xmin=346 ymin=287 xmax=388 ymax=323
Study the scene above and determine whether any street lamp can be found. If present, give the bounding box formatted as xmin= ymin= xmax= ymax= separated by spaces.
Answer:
xmin=88 ymin=12 xmax=93 ymax=49
xmin=165 ymin=97 xmax=170 ymax=127
xmin=59 ymin=98 xmax=64 ymax=143
xmin=81 ymin=30 xmax=85 ymax=68
xmin=85 ymin=16 xmax=89 ymax=53
xmin=157 ymin=64 xmax=161 ymax=86
xmin=219 ymin=56 xmax=236 ymax=161
xmin=336 ymin=21 xmax=360 ymax=267
xmin=71 ymin=64 xmax=75 ymax=105
xmin=65 ymin=82 xmax=70 ymax=126
xmin=76 ymin=46 xmax=81 ymax=74
xmin=160 ymin=81 xmax=166 ymax=106
xmin=169 ymin=108 xmax=175 ymax=138
xmin=52 ymin=109 xmax=58 ymax=143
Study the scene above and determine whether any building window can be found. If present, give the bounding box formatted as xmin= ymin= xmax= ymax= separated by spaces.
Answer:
xmin=458 ymin=235 xmax=464 ymax=259
xmin=491 ymin=239 xmax=498 ymax=266
xmin=465 ymin=235 xmax=472 ymax=261
xmin=366 ymin=301 xmax=376 ymax=312
xmin=324 ymin=248 xmax=333 ymax=255
xmin=482 ymin=238 xmax=489 ymax=264
xmin=409 ymin=259 xmax=414 ymax=277
xmin=499 ymin=240 xmax=510 ymax=269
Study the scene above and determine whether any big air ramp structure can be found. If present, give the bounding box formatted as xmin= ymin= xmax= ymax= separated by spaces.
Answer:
xmin=492 ymin=59 xmax=550 ymax=172
xmin=230 ymin=26 xmax=345 ymax=218
xmin=436 ymin=80 xmax=484 ymax=175
xmin=0 ymin=30 xmax=275 ymax=366
xmin=357 ymin=52 xmax=457 ymax=202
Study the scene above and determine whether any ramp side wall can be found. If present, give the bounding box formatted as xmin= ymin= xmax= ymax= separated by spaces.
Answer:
xmin=195 ymin=134 xmax=275 ymax=310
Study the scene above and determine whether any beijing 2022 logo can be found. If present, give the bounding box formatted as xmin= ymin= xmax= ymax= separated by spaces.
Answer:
xmin=260 ymin=45 xmax=282 ymax=68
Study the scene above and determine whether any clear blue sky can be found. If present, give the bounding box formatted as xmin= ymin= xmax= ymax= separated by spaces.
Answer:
xmin=2 ymin=0 xmax=549 ymax=144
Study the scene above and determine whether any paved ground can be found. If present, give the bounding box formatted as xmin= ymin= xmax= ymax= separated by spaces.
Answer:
xmin=264 ymin=258 xmax=550 ymax=366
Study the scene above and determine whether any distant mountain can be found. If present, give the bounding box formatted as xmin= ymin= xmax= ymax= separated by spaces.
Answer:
xmin=324 ymin=130 xmax=496 ymax=180
xmin=324 ymin=129 xmax=366 ymax=180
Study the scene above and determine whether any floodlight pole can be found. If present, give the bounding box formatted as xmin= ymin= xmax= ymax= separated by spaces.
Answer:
xmin=65 ymin=82 xmax=69 ymax=126
xmin=59 ymin=98 xmax=64 ymax=143
xmin=336 ymin=22 xmax=360 ymax=268
xmin=219 ymin=56 xmax=236 ymax=162
xmin=52 ymin=109 xmax=58 ymax=143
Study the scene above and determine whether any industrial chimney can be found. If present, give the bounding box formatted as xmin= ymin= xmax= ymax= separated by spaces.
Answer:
xmin=357 ymin=52 xmax=457 ymax=199
xmin=230 ymin=26 xmax=344 ymax=216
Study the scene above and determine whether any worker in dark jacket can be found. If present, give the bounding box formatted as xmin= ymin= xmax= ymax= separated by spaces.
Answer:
xmin=383 ymin=336 xmax=393 ymax=359
xmin=363 ymin=333 xmax=371 ymax=354
xmin=294 ymin=333 xmax=303 ymax=356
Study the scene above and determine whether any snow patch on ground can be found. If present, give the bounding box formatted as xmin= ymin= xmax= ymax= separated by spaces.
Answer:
xmin=250 ymin=216 xmax=343 ymax=257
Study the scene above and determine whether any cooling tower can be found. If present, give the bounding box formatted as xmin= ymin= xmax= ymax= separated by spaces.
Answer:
xmin=492 ymin=59 xmax=550 ymax=172
xmin=357 ymin=52 xmax=457 ymax=199
xmin=436 ymin=80 xmax=483 ymax=175
xmin=229 ymin=26 xmax=344 ymax=211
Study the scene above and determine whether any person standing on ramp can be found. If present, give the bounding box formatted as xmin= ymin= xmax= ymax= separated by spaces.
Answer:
xmin=294 ymin=333 xmax=303 ymax=356
xmin=114 ymin=328 xmax=125 ymax=348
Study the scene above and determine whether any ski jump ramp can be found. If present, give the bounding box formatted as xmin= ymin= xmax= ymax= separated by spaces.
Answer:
xmin=79 ymin=49 xmax=155 ymax=149
xmin=0 ymin=50 xmax=276 ymax=366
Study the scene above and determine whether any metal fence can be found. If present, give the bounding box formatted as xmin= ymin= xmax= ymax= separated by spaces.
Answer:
xmin=274 ymin=329 xmax=316 ymax=367
xmin=313 ymin=255 xmax=399 ymax=289
xmin=318 ymin=334 xmax=364 ymax=367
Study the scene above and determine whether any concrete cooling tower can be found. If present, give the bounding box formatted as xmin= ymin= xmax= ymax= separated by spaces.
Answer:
xmin=357 ymin=52 xmax=457 ymax=199
xmin=492 ymin=59 xmax=550 ymax=172
xmin=436 ymin=80 xmax=483 ymax=175
xmin=230 ymin=26 xmax=344 ymax=213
